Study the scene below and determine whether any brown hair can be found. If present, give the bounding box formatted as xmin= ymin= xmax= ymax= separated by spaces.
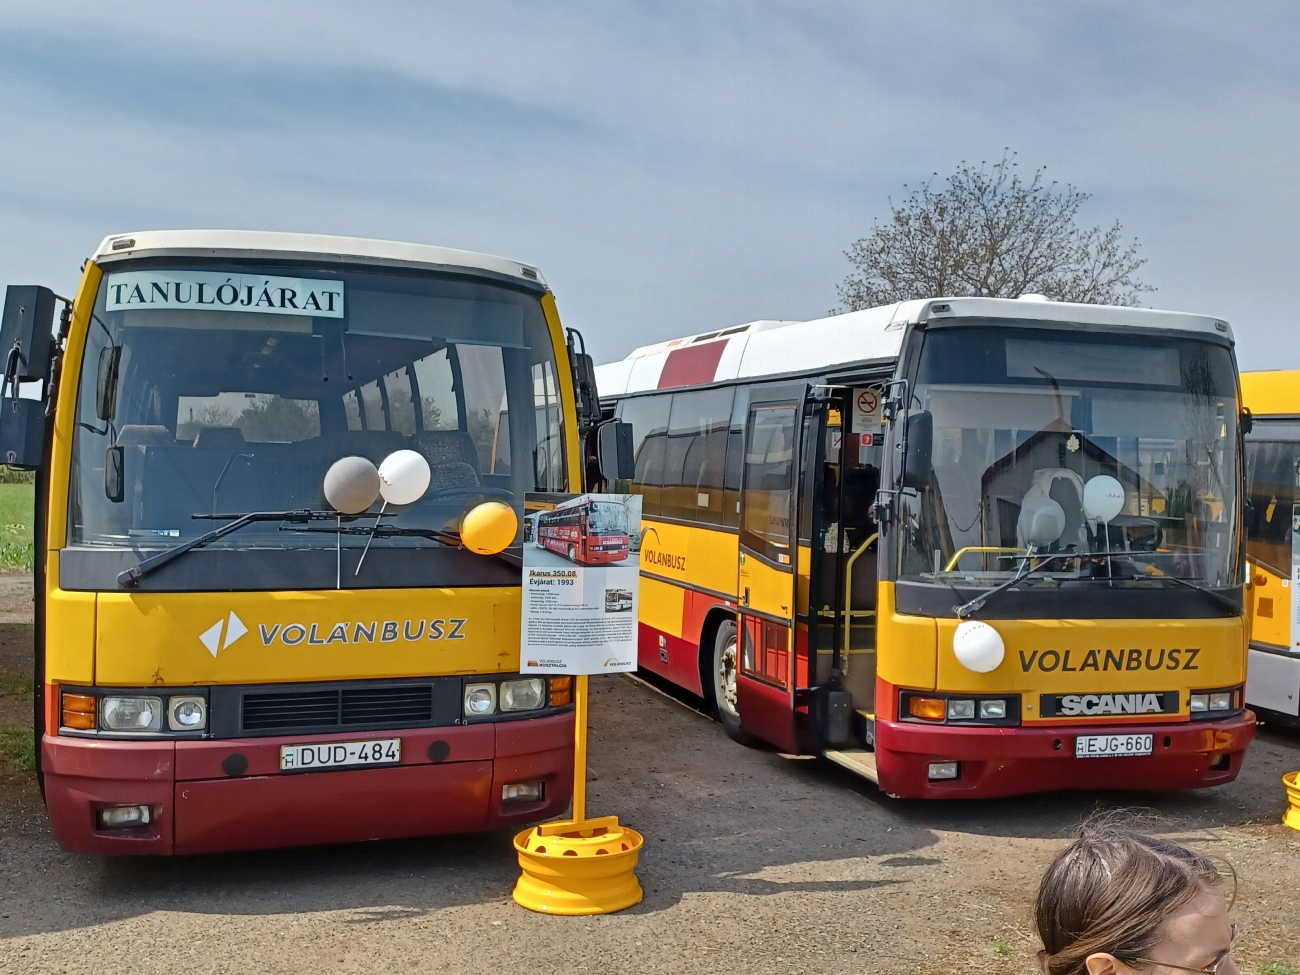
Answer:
xmin=1034 ymin=825 xmax=1233 ymax=975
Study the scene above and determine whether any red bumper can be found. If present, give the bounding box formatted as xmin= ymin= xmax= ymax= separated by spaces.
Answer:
xmin=42 ymin=712 xmax=574 ymax=855
xmin=874 ymin=710 xmax=1256 ymax=799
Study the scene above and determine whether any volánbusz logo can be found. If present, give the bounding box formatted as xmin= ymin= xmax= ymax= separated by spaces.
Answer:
xmin=259 ymin=618 xmax=467 ymax=646
xmin=1019 ymin=648 xmax=1200 ymax=673
xmin=1040 ymin=691 xmax=1179 ymax=718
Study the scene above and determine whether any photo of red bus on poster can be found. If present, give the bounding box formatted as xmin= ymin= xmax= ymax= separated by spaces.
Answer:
xmin=521 ymin=493 xmax=642 ymax=674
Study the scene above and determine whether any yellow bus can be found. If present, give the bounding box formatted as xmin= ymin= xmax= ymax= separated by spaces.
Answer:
xmin=0 ymin=230 xmax=610 ymax=853
xmin=1241 ymin=370 xmax=1300 ymax=726
xmin=596 ymin=297 xmax=1255 ymax=798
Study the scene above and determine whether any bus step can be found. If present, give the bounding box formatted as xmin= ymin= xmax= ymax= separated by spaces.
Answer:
xmin=824 ymin=749 xmax=879 ymax=783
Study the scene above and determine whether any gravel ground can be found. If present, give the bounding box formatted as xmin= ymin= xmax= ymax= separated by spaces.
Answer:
xmin=1 ymin=634 xmax=1298 ymax=974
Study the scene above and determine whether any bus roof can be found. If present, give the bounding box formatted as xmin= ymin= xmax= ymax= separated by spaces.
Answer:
xmin=1241 ymin=370 xmax=1300 ymax=416
xmin=595 ymin=296 xmax=1233 ymax=398
xmin=90 ymin=230 xmax=547 ymax=289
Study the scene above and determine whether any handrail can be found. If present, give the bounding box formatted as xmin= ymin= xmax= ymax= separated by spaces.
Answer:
xmin=943 ymin=546 xmax=1027 ymax=573
xmin=842 ymin=532 xmax=879 ymax=663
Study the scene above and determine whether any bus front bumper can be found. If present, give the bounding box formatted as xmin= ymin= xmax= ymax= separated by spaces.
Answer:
xmin=874 ymin=710 xmax=1256 ymax=799
xmin=41 ymin=712 xmax=575 ymax=855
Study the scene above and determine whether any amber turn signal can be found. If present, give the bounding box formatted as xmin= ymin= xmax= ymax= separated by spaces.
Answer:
xmin=62 ymin=691 xmax=96 ymax=730
xmin=549 ymin=677 xmax=572 ymax=707
xmin=908 ymin=696 xmax=946 ymax=722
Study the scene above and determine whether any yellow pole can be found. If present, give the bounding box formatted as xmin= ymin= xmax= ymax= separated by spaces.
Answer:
xmin=572 ymin=674 xmax=588 ymax=823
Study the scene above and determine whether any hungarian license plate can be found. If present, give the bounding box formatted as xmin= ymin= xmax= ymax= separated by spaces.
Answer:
xmin=280 ymin=738 xmax=401 ymax=771
xmin=1074 ymin=733 xmax=1154 ymax=758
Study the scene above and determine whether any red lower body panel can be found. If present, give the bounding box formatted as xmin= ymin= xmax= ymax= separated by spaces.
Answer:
xmin=42 ymin=712 xmax=574 ymax=855
xmin=873 ymin=710 xmax=1256 ymax=799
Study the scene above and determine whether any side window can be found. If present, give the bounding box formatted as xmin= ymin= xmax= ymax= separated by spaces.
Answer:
xmin=382 ymin=366 xmax=417 ymax=436
xmin=532 ymin=360 xmax=565 ymax=491
xmin=616 ymin=394 xmax=672 ymax=518
xmin=723 ymin=385 xmax=752 ymax=528
xmin=411 ymin=348 xmax=459 ymax=431
xmin=454 ymin=344 xmax=508 ymax=473
xmin=343 ymin=390 xmax=363 ymax=431
xmin=663 ymin=387 xmax=734 ymax=525
xmin=1245 ymin=439 xmax=1299 ymax=574
xmin=360 ymin=380 xmax=386 ymax=430
xmin=740 ymin=403 xmax=797 ymax=564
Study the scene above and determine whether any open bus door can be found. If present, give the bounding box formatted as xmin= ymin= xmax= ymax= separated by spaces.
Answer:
xmin=735 ymin=396 xmax=802 ymax=752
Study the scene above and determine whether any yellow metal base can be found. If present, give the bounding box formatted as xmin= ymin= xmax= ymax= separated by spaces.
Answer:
xmin=1284 ymin=771 xmax=1300 ymax=831
xmin=512 ymin=815 xmax=644 ymax=915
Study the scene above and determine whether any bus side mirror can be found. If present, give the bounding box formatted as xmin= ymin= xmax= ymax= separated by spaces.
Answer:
xmin=96 ymin=346 xmax=121 ymax=422
xmin=1240 ymin=407 xmax=1253 ymax=436
xmin=597 ymin=420 xmax=634 ymax=482
xmin=1 ymin=286 xmax=57 ymax=388
xmin=901 ymin=410 xmax=932 ymax=490
xmin=105 ymin=445 xmax=125 ymax=502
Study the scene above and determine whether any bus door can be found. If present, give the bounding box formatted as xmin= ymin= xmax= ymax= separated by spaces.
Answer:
xmin=803 ymin=387 xmax=884 ymax=749
xmin=736 ymin=397 xmax=802 ymax=752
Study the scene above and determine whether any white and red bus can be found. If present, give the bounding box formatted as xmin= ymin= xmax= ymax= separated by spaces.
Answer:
xmin=537 ymin=496 xmax=630 ymax=565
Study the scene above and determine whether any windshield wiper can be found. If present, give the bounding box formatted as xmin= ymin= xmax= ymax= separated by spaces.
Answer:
xmin=954 ymin=552 xmax=1072 ymax=619
xmin=117 ymin=509 xmax=317 ymax=588
xmin=284 ymin=523 xmax=524 ymax=568
xmin=1102 ymin=554 xmax=1242 ymax=614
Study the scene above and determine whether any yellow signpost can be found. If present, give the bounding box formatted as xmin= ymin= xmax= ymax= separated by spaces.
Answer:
xmin=512 ymin=675 xmax=644 ymax=914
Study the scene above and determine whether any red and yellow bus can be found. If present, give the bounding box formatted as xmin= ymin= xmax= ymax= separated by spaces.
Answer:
xmin=536 ymin=495 xmax=631 ymax=565
xmin=1 ymin=230 xmax=609 ymax=853
xmin=1241 ymin=370 xmax=1300 ymax=726
xmin=596 ymin=297 xmax=1255 ymax=798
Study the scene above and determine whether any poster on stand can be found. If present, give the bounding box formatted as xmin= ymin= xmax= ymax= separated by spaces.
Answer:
xmin=520 ymin=492 xmax=643 ymax=674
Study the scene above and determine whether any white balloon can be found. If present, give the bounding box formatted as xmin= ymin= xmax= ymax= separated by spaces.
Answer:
xmin=1083 ymin=474 xmax=1126 ymax=523
xmin=323 ymin=456 xmax=380 ymax=514
xmin=953 ymin=620 xmax=1005 ymax=673
xmin=377 ymin=449 xmax=432 ymax=506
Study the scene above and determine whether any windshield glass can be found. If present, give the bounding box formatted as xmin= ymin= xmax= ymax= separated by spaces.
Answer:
xmin=69 ymin=263 xmax=567 ymax=550
xmin=898 ymin=325 xmax=1239 ymax=589
xmin=587 ymin=502 xmax=628 ymax=535
xmin=1244 ymin=419 xmax=1300 ymax=576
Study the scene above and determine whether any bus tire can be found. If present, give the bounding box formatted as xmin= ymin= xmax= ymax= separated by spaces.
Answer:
xmin=568 ymin=544 xmax=577 ymax=562
xmin=712 ymin=620 xmax=756 ymax=746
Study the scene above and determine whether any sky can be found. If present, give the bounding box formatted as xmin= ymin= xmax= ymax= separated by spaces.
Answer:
xmin=0 ymin=2 xmax=1297 ymax=368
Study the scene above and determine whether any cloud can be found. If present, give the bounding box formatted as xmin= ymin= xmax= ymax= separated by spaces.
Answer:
xmin=0 ymin=1 xmax=1296 ymax=365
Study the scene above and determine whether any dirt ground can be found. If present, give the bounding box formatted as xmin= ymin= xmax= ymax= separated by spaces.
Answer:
xmin=1 ymin=623 xmax=1298 ymax=974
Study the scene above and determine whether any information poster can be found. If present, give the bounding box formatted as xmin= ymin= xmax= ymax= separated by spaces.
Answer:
xmin=520 ymin=492 xmax=643 ymax=674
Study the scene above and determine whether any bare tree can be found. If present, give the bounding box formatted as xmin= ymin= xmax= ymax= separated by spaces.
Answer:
xmin=836 ymin=153 xmax=1153 ymax=311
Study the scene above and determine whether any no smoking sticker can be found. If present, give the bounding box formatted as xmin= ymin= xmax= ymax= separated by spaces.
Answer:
xmin=852 ymin=388 xmax=882 ymax=432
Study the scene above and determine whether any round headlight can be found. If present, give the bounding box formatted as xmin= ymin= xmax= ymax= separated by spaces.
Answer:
xmin=168 ymin=696 xmax=207 ymax=731
xmin=463 ymin=683 xmax=497 ymax=716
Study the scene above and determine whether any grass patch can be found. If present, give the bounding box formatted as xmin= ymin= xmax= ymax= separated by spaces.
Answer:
xmin=0 ymin=481 xmax=34 ymax=571
xmin=0 ymin=671 xmax=32 ymax=700
xmin=992 ymin=940 xmax=1012 ymax=956
xmin=0 ymin=725 xmax=35 ymax=772
xmin=1260 ymin=965 xmax=1297 ymax=975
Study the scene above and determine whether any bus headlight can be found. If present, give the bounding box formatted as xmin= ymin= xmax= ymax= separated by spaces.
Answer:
xmin=168 ymin=696 xmax=207 ymax=731
xmin=464 ymin=683 xmax=497 ymax=717
xmin=947 ymin=699 xmax=976 ymax=720
xmin=978 ymin=699 xmax=1007 ymax=719
xmin=101 ymin=696 xmax=163 ymax=732
xmin=1209 ymin=691 xmax=1234 ymax=711
xmin=500 ymin=678 xmax=545 ymax=712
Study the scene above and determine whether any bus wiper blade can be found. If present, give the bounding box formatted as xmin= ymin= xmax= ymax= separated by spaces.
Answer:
xmin=955 ymin=553 xmax=1073 ymax=619
xmin=284 ymin=523 xmax=524 ymax=567
xmin=117 ymin=509 xmax=315 ymax=588
xmin=1104 ymin=555 xmax=1241 ymax=614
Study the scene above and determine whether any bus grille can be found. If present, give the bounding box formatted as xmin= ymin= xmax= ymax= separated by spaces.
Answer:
xmin=241 ymin=685 xmax=434 ymax=732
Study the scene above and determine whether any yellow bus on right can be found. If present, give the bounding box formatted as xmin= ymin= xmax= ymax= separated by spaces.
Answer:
xmin=1243 ymin=370 xmax=1300 ymax=726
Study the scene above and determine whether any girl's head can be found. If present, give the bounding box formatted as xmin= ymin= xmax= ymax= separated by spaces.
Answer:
xmin=1035 ymin=826 xmax=1238 ymax=975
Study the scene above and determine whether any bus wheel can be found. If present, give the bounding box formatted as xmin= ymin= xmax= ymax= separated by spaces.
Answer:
xmin=712 ymin=620 xmax=756 ymax=745
xmin=568 ymin=544 xmax=577 ymax=562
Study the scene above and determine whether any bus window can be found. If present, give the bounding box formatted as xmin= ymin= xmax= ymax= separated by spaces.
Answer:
xmin=617 ymin=394 xmax=672 ymax=518
xmin=456 ymin=343 xmax=508 ymax=478
xmin=663 ymin=387 xmax=733 ymax=525
xmin=1245 ymin=437 xmax=1300 ymax=575
xmin=382 ymin=366 xmax=417 ymax=435
xmin=741 ymin=404 xmax=797 ymax=561
xmin=411 ymin=348 xmax=459 ymax=431
xmin=532 ymin=359 xmax=565 ymax=492
xmin=723 ymin=385 xmax=751 ymax=528
xmin=176 ymin=393 xmax=320 ymax=443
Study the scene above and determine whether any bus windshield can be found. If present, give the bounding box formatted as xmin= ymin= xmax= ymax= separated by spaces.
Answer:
xmin=899 ymin=325 xmax=1239 ymax=590
xmin=586 ymin=501 xmax=628 ymax=535
xmin=69 ymin=263 xmax=567 ymax=557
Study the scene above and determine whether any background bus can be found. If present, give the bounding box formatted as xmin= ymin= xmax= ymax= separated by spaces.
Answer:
xmin=0 ymin=230 xmax=602 ymax=854
xmin=1241 ymin=369 xmax=1300 ymax=726
xmin=595 ymin=297 xmax=1255 ymax=798
xmin=536 ymin=495 xmax=631 ymax=564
